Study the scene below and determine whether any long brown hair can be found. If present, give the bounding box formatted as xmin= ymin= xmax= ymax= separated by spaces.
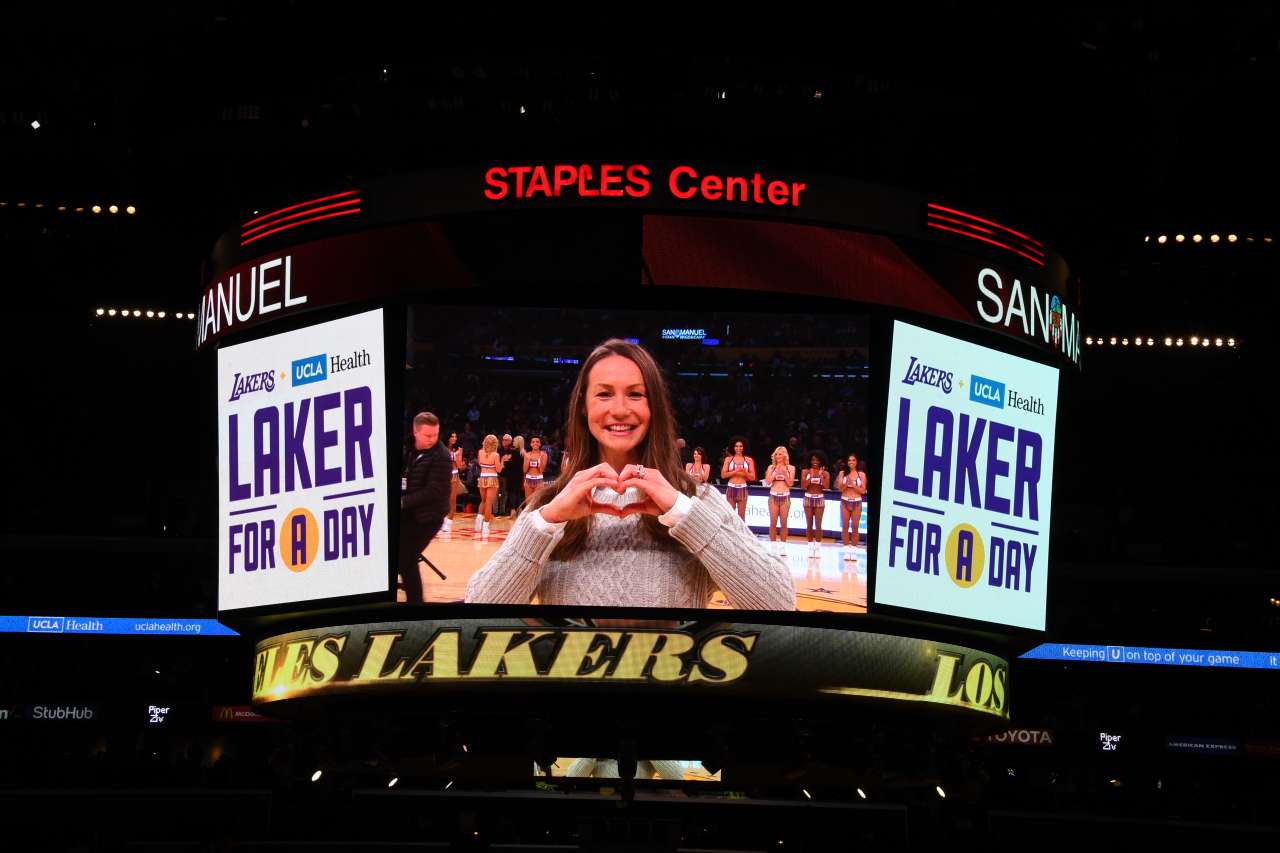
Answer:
xmin=527 ymin=338 xmax=698 ymax=559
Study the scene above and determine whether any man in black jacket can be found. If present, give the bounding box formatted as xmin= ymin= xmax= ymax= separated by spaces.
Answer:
xmin=399 ymin=412 xmax=453 ymax=603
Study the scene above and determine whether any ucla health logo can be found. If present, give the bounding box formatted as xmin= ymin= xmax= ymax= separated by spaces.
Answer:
xmin=28 ymin=617 xmax=65 ymax=633
xmin=969 ymin=374 xmax=1006 ymax=409
xmin=902 ymin=356 xmax=954 ymax=393
xmin=292 ymin=353 xmax=328 ymax=387
xmin=228 ymin=370 xmax=277 ymax=402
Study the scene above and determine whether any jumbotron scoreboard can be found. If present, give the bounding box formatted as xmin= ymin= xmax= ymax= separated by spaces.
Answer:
xmin=201 ymin=162 xmax=1077 ymax=729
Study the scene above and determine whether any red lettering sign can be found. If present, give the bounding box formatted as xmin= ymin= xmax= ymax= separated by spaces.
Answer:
xmin=484 ymin=164 xmax=805 ymax=208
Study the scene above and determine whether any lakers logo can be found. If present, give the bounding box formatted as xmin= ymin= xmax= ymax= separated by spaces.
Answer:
xmin=279 ymin=508 xmax=319 ymax=573
xmin=944 ymin=524 xmax=985 ymax=589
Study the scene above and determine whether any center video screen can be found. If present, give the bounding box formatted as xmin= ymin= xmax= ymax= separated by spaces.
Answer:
xmin=400 ymin=306 xmax=871 ymax=614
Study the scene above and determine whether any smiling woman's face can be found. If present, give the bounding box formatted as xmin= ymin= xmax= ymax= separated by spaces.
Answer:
xmin=585 ymin=354 xmax=650 ymax=465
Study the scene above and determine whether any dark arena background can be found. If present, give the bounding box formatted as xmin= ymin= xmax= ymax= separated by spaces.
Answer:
xmin=3 ymin=9 xmax=1280 ymax=851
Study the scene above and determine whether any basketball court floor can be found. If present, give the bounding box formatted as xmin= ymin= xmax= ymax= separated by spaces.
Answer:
xmin=399 ymin=513 xmax=867 ymax=612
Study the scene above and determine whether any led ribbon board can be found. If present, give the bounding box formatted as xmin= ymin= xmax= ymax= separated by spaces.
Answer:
xmin=875 ymin=321 xmax=1058 ymax=630
xmin=250 ymin=619 xmax=1010 ymax=722
xmin=218 ymin=309 xmax=389 ymax=611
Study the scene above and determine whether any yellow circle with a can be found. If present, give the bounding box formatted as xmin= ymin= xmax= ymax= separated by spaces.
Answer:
xmin=945 ymin=524 xmax=985 ymax=589
xmin=279 ymin=508 xmax=320 ymax=573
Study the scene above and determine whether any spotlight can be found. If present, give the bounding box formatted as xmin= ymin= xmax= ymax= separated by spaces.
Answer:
xmin=1176 ymin=338 xmax=1184 ymax=347
xmin=91 ymin=205 xmax=102 ymax=214
xmin=1147 ymin=338 xmax=1154 ymax=346
xmin=75 ymin=207 xmax=84 ymax=213
xmin=95 ymin=309 xmax=104 ymax=316
xmin=1175 ymin=234 xmax=1185 ymax=242
xmin=1210 ymin=234 xmax=1220 ymax=243
xmin=132 ymin=310 xmax=141 ymax=317
xmin=1144 ymin=235 xmax=1150 ymax=242
xmin=107 ymin=309 xmax=117 ymax=316
xmin=802 ymin=789 xmax=812 ymax=799
xmin=146 ymin=310 xmax=154 ymax=318
xmin=17 ymin=202 xmax=26 ymax=208
xmin=1203 ymin=338 xmax=1210 ymax=347
xmin=1228 ymin=234 xmax=1238 ymax=242
xmin=1164 ymin=337 xmax=1172 ymax=346
xmin=1134 ymin=338 xmax=1142 ymax=346
xmin=1266 ymin=237 xmax=1274 ymax=243
xmin=108 ymin=204 xmax=119 ymax=214
xmin=1086 ymin=337 xmax=1093 ymax=345
xmin=1109 ymin=337 xmax=1117 ymax=345
xmin=1192 ymin=234 xmax=1202 ymax=243
xmin=1228 ymin=338 xmax=1236 ymax=347
xmin=387 ymin=777 xmax=398 ymax=788
xmin=57 ymin=205 xmax=66 ymax=212
xmin=1157 ymin=235 xmax=1168 ymax=244
xmin=856 ymin=788 xmax=867 ymax=799
xmin=445 ymin=780 xmax=454 ymax=790
xmin=30 ymin=120 xmax=40 ymax=130
xmin=1215 ymin=338 xmax=1223 ymax=347
xmin=1121 ymin=338 xmax=1129 ymax=346
xmin=936 ymin=785 xmax=947 ymax=798
xmin=1190 ymin=336 xmax=1199 ymax=346
xmin=311 ymin=770 xmax=322 ymax=782
xmin=126 ymin=205 xmax=136 ymax=215
xmin=35 ymin=203 xmax=44 ymax=209
xmin=519 ymin=105 xmax=526 ymax=114
xmin=158 ymin=311 xmax=166 ymax=318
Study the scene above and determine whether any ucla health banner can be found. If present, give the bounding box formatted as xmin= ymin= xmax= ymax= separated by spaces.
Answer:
xmin=875 ymin=321 xmax=1058 ymax=630
xmin=218 ymin=309 xmax=389 ymax=611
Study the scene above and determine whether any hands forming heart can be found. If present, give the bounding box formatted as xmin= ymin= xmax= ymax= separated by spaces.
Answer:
xmin=538 ymin=462 xmax=680 ymax=524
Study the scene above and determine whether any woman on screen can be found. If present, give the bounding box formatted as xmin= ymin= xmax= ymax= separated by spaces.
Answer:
xmin=465 ymin=339 xmax=796 ymax=610
xmin=765 ymin=447 xmax=795 ymax=553
xmin=475 ymin=434 xmax=502 ymax=537
xmin=524 ymin=435 xmax=549 ymax=502
xmin=837 ymin=453 xmax=868 ymax=559
xmin=801 ymin=452 xmax=829 ymax=555
xmin=685 ymin=446 xmax=711 ymax=485
xmin=720 ymin=437 xmax=755 ymax=520
xmin=445 ymin=431 xmax=463 ymax=534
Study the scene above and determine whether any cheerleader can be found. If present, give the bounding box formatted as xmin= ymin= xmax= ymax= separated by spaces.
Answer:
xmin=685 ymin=446 xmax=711 ymax=485
xmin=444 ymin=431 xmax=463 ymax=534
xmin=837 ymin=453 xmax=868 ymax=558
xmin=719 ymin=437 xmax=755 ymax=520
xmin=765 ymin=447 xmax=795 ymax=553
xmin=524 ymin=435 xmax=549 ymax=502
xmin=475 ymin=434 xmax=503 ymax=536
xmin=801 ymin=452 xmax=830 ymax=554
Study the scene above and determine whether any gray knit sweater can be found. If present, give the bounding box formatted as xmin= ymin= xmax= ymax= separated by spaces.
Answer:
xmin=464 ymin=485 xmax=797 ymax=610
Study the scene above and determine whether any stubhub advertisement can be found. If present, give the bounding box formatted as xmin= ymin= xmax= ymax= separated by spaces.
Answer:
xmin=875 ymin=321 xmax=1058 ymax=630
xmin=218 ymin=309 xmax=389 ymax=611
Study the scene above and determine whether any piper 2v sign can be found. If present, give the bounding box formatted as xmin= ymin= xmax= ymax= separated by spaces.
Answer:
xmin=874 ymin=321 xmax=1059 ymax=631
xmin=217 ymin=309 xmax=389 ymax=611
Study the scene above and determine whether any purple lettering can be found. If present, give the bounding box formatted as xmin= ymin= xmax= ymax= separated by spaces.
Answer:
xmin=228 ymin=414 xmax=250 ymax=501
xmin=283 ymin=399 xmax=312 ymax=492
xmin=953 ymin=414 xmax=985 ymax=508
xmin=228 ymin=524 xmax=243 ymax=573
xmin=1014 ymin=430 xmax=1042 ymax=520
xmin=984 ymin=421 xmax=1014 ymax=515
xmin=253 ymin=407 xmax=280 ymax=497
xmin=314 ymin=392 xmax=342 ymax=487
xmin=344 ymin=386 xmax=374 ymax=482
xmin=893 ymin=398 xmax=919 ymax=494
xmin=922 ymin=406 xmax=953 ymax=499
